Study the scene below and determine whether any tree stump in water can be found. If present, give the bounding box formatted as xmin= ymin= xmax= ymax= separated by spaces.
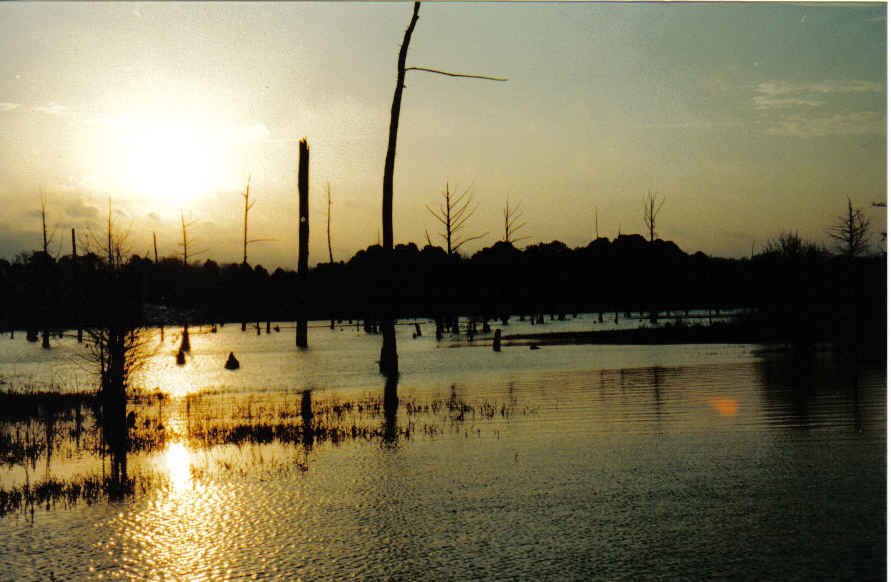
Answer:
xmin=225 ymin=352 xmax=240 ymax=370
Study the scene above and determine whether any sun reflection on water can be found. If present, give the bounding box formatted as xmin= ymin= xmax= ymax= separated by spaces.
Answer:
xmin=164 ymin=442 xmax=193 ymax=493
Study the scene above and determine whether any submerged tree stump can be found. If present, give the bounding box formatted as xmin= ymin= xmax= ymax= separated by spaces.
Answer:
xmin=180 ymin=326 xmax=190 ymax=352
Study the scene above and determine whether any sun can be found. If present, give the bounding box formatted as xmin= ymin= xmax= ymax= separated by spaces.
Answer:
xmin=124 ymin=127 xmax=212 ymax=205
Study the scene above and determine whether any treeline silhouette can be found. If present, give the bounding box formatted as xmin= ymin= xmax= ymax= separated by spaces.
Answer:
xmin=0 ymin=233 xmax=884 ymax=350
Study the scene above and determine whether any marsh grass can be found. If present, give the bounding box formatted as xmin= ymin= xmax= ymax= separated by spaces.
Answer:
xmin=0 ymin=386 xmax=95 ymax=422
xmin=0 ymin=387 xmax=532 ymax=516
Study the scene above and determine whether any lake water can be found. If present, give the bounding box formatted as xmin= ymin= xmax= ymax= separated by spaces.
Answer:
xmin=0 ymin=314 xmax=885 ymax=581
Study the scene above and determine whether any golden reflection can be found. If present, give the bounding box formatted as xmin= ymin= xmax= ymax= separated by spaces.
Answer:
xmin=708 ymin=397 xmax=739 ymax=417
xmin=164 ymin=442 xmax=192 ymax=493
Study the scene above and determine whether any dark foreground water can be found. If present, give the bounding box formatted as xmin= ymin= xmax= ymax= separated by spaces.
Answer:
xmin=0 ymin=318 xmax=885 ymax=581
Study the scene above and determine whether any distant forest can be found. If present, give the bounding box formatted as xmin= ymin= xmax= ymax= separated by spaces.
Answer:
xmin=0 ymin=232 xmax=884 ymax=349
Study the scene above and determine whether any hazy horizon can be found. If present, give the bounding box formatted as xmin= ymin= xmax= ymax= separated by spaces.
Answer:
xmin=0 ymin=2 xmax=885 ymax=269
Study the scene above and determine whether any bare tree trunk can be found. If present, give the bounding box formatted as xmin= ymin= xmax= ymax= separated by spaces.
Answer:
xmin=296 ymin=139 xmax=309 ymax=348
xmin=382 ymin=2 xmax=419 ymax=254
xmin=180 ymin=211 xmax=188 ymax=267
xmin=41 ymin=194 xmax=51 ymax=349
xmin=326 ymin=182 xmax=334 ymax=264
xmin=152 ymin=232 xmax=158 ymax=264
xmin=379 ymin=2 xmax=419 ymax=377
xmin=72 ymin=228 xmax=83 ymax=343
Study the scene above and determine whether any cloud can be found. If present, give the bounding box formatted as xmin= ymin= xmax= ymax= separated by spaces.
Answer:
xmin=0 ymin=102 xmax=20 ymax=112
xmin=766 ymin=111 xmax=885 ymax=138
xmin=637 ymin=119 xmax=745 ymax=130
xmin=753 ymin=96 xmax=824 ymax=110
xmin=32 ymin=102 xmax=69 ymax=116
xmin=756 ymin=80 xmax=882 ymax=97
xmin=65 ymin=199 xmax=100 ymax=219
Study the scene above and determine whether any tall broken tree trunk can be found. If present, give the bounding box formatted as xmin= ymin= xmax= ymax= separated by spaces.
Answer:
xmin=378 ymin=2 xmax=420 ymax=377
xmin=40 ymin=194 xmax=51 ymax=349
xmin=72 ymin=228 xmax=82 ymax=343
xmin=296 ymin=139 xmax=309 ymax=348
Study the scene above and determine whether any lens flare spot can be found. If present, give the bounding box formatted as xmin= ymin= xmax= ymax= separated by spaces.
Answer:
xmin=709 ymin=397 xmax=739 ymax=417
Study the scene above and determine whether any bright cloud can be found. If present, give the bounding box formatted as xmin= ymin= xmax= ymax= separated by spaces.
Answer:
xmin=32 ymin=102 xmax=69 ymax=116
xmin=753 ymin=96 xmax=824 ymax=110
xmin=766 ymin=111 xmax=885 ymax=138
xmin=0 ymin=102 xmax=20 ymax=112
xmin=756 ymin=80 xmax=882 ymax=97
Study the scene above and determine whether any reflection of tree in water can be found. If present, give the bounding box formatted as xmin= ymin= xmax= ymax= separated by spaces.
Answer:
xmin=0 ymin=384 xmax=521 ymax=516
xmin=756 ymin=349 xmax=866 ymax=433
xmin=383 ymin=376 xmax=399 ymax=446
xmin=301 ymin=389 xmax=314 ymax=450
xmin=99 ymin=393 xmax=130 ymax=499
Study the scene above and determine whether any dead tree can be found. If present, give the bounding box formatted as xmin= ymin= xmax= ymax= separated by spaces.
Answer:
xmin=80 ymin=198 xmax=150 ymax=450
xmin=178 ymin=210 xmax=205 ymax=267
xmin=503 ymin=197 xmax=528 ymax=245
xmin=39 ymin=191 xmax=55 ymax=257
xmin=38 ymin=192 xmax=56 ymax=348
xmin=829 ymin=197 xmax=871 ymax=259
xmin=176 ymin=210 xmax=204 ymax=345
xmin=326 ymin=182 xmax=334 ymax=264
xmin=241 ymin=175 xmax=275 ymax=266
xmin=296 ymin=139 xmax=309 ymax=348
xmin=379 ymin=1 xmax=506 ymax=376
xmin=152 ymin=232 xmax=159 ymax=263
xmin=426 ymin=181 xmax=487 ymax=255
xmin=643 ymin=191 xmax=665 ymax=242
xmin=71 ymin=228 xmax=83 ymax=343
xmin=239 ymin=176 xmax=275 ymax=332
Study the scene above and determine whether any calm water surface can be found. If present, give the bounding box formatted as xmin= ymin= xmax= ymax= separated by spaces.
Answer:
xmin=0 ymin=316 xmax=884 ymax=581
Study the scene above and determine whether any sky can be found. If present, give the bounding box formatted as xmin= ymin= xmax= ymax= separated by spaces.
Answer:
xmin=0 ymin=2 xmax=886 ymax=269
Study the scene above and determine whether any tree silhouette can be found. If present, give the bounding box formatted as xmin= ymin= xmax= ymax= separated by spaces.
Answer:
xmin=326 ymin=182 xmax=334 ymax=264
xmin=179 ymin=210 xmax=205 ymax=267
xmin=829 ymin=197 xmax=871 ymax=259
xmin=426 ymin=181 xmax=486 ymax=255
xmin=79 ymin=199 xmax=151 ymax=445
xmin=643 ymin=191 xmax=665 ymax=242
xmin=379 ymin=1 xmax=506 ymax=376
xmin=871 ymin=201 xmax=885 ymax=253
xmin=241 ymin=176 xmax=275 ymax=266
xmin=503 ymin=197 xmax=528 ymax=245
xmin=38 ymin=191 xmax=57 ymax=258
xmin=296 ymin=138 xmax=309 ymax=348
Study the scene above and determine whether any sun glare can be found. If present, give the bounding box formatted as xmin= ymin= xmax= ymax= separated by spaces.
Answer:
xmin=125 ymin=127 xmax=212 ymax=205
xmin=164 ymin=442 xmax=193 ymax=493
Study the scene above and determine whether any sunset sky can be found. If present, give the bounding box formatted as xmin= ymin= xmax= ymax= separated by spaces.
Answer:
xmin=0 ymin=2 xmax=885 ymax=268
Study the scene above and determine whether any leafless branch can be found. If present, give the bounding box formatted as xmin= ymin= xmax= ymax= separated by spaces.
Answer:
xmin=503 ymin=197 xmax=529 ymax=244
xmin=426 ymin=181 xmax=486 ymax=255
xmin=406 ymin=67 xmax=508 ymax=82
xmin=828 ymin=196 xmax=871 ymax=258
xmin=643 ymin=191 xmax=666 ymax=242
